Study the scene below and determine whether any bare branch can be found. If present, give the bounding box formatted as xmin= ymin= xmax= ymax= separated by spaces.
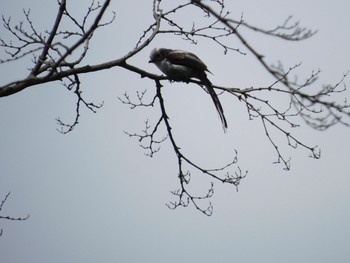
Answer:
xmin=124 ymin=118 xmax=168 ymax=157
xmin=153 ymin=79 xmax=246 ymax=215
xmin=0 ymin=192 xmax=30 ymax=237
xmin=1 ymin=0 xmax=349 ymax=215
xmin=31 ymin=0 xmax=66 ymax=76
xmin=227 ymin=15 xmax=317 ymax=41
xmin=118 ymin=90 xmax=157 ymax=109
xmin=56 ymin=74 xmax=103 ymax=134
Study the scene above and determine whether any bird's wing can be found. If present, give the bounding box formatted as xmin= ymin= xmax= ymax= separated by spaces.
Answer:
xmin=166 ymin=50 xmax=208 ymax=71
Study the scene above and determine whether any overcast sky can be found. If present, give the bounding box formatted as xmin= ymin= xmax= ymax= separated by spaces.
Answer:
xmin=1 ymin=1 xmax=350 ymax=262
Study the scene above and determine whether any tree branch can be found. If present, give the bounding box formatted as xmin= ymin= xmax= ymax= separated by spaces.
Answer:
xmin=1 ymin=0 xmax=349 ymax=215
xmin=0 ymin=192 xmax=30 ymax=237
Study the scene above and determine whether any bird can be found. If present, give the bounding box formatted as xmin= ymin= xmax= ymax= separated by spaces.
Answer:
xmin=149 ymin=48 xmax=228 ymax=131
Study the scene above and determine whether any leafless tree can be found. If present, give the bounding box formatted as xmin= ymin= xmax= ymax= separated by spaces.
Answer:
xmin=0 ymin=192 xmax=30 ymax=237
xmin=1 ymin=0 xmax=349 ymax=215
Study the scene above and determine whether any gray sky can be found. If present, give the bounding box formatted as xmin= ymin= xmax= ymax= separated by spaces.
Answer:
xmin=1 ymin=0 xmax=350 ymax=262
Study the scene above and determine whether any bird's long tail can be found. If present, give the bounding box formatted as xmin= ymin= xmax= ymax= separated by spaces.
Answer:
xmin=201 ymin=75 xmax=228 ymax=132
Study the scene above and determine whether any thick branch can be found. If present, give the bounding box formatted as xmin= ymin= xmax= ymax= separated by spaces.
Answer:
xmin=31 ymin=0 xmax=66 ymax=75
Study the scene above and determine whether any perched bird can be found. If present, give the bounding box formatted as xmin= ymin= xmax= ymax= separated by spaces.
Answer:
xmin=149 ymin=48 xmax=228 ymax=131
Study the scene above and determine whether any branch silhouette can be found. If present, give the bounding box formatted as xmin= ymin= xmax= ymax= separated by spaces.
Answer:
xmin=0 ymin=192 xmax=30 ymax=237
xmin=1 ymin=0 xmax=349 ymax=214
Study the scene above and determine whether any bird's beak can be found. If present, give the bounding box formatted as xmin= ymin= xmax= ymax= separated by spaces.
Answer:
xmin=149 ymin=59 xmax=154 ymax=63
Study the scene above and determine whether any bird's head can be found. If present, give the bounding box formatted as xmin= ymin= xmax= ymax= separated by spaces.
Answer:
xmin=149 ymin=48 xmax=167 ymax=63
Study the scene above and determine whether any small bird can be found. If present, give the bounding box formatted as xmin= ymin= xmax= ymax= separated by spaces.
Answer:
xmin=149 ymin=48 xmax=228 ymax=131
